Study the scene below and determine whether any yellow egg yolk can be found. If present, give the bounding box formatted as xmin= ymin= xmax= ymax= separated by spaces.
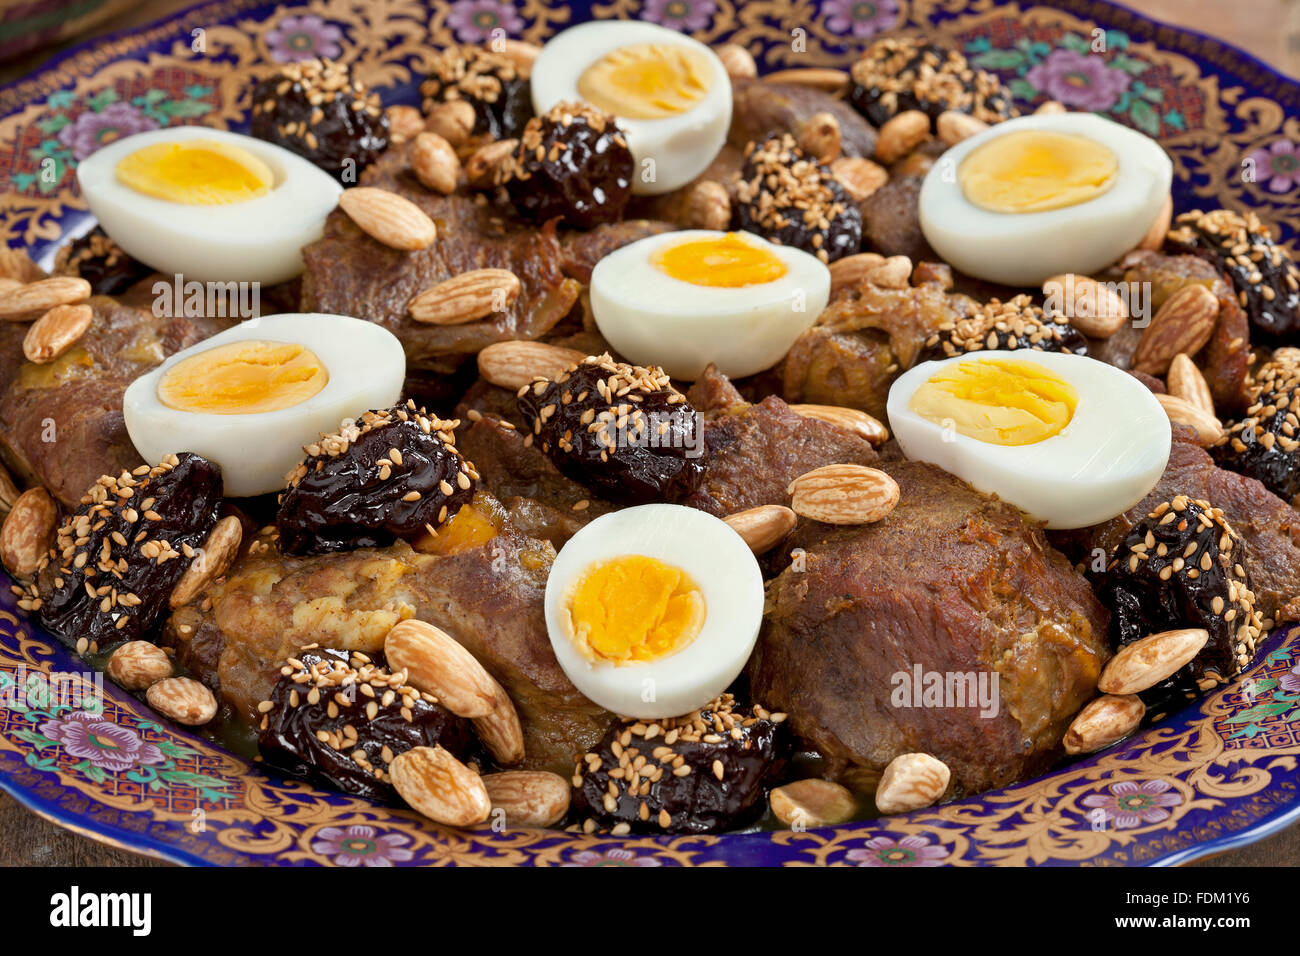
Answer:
xmin=577 ymin=43 xmax=712 ymax=120
xmin=157 ymin=341 xmax=328 ymax=415
xmin=959 ymin=131 xmax=1118 ymax=214
xmin=908 ymin=358 xmax=1078 ymax=446
xmin=651 ymin=233 xmax=788 ymax=288
xmin=116 ymin=139 xmax=274 ymax=205
xmin=565 ymin=555 xmax=706 ymax=663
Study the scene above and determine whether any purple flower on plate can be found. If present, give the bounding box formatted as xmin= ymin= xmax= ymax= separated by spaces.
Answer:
xmin=845 ymin=834 xmax=950 ymax=867
xmin=446 ymin=0 xmax=525 ymax=44
xmin=822 ymin=0 xmax=900 ymax=38
xmin=38 ymin=711 xmax=166 ymax=773
xmin=641 ymin=0 xmax=716 ymax=33
xmin=1081 ymin=779 xmax=1183 ymax=829
xmin=310 ymin=825 xmax=415 ymax=867
xmin=1247 ymin=140 xmax=1300 ymax=193
xmin=563 ymin=847 xmax=663 ymax=867
xmin=1280 ymin=662 xmax=1300 ymax=694
xmin=265 ymin=15 xmax=344 ymax=63
xmin=56 ymin=103 xmax=159 ymax=161
xmin=1025 ymin=48 xmax=1131 ymax=111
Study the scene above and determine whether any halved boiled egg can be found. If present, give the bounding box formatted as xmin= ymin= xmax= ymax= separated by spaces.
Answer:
xmin=887 ymin=351 xmax=1170 ymax=529
xmin=123 ymin=313 xmax=404 ymax=497
xmin=589 ymin=229 xmax=830 ymax=380
xmin=918 ymin=113 xmax=1172 ymax=286
xmin=77 ymin=126 xmax=343 ymax=285
xmin=530 ymin=21 xmax=731 ymax=195
xmin=544 ymin=504 xmax=764 ymax=718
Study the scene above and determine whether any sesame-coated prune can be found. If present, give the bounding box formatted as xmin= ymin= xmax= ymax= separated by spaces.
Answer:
xmin=250 ymin=59 xmax=389 ymax=182
xmin=277 ymin=402 xmax=479 ymax=556
xmin=571 ymin=694 xmax=789 ymax=834
xmin=516 ymin=354 xmax=706 ymax=504
xmin=1093 ymin=496 xmax=1265 ymax=713
xmin=847 ymin=37 xmax=1016 ymax=129
xmin=732 ymin=134 xmax=862 ymax=264
xmin=918 ymin=294 xmax=1089 ymax=362
xmin=257 ymin=646 xmax=474 ymax=802
xmin=419 ymin=45 xmax=534 ymax=140
xmin=1213 ymin=349 xmax=1300 ymax=502
xmin=52 ymin=227 xmax=151 ymax=296
xmin=29 ymin=453 xmax=223 ymax=653
xmin=1167 ymin=209 xmax=1300 ymax=342
xmin=497 ymin=102 xmax=634 ymax=229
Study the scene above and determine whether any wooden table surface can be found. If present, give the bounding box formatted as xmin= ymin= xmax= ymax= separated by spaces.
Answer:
xmin=2 ymin=0 xmax=1299 ymax=867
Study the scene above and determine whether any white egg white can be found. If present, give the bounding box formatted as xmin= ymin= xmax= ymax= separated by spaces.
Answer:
xmin=886 ymin=350 xmax=1170 ymax=529
xmin=123 ymin=313 xmax=404 ymax=497
xmin=589 ymin=229 xmax=830 ymax=380
xmin=76 ymin=127 xmax=343 ymax=285
xmin=530 ymin=21 xmax=732 ymax=195
xmin=918 ymin=113 xmax=1173 ymax=286
xmin=544 ymin=504 xmax=764 ymax=719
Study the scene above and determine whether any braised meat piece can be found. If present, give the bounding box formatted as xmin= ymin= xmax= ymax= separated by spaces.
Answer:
xmin=728 ymin=79 xmax=878 ymax=159
xmin=559 ymin=219 xmax=677 ymax=285
xmin=299 ymin=146 xmax=582 ymax=375
xmin=1054 ymin=430 xmax=1300 ymax=626
xmin=751 ymin=460 xmax=1110 ymax=797
xmin=165 ymin=506 xmax=610 ymax=774
xmin=0 ymin=297 xmax=236 ymax=507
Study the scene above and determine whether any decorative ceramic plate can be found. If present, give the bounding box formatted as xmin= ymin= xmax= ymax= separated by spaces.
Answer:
xmin=1 ymin=0 xmax=1299 ymax=866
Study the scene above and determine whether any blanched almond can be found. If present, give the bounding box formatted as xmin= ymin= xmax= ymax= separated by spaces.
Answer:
xmin=936 ymin=110 xmax=988 ymax=146
xmin=1036 ymin=100 xmax=1066 ymax=114
xmin=0 ymin=462 xmax=19 ymax=518
xmin=1097 ymin=628 xmax=1209 ymax=695
xmin=790 ymin=404 xmax=889 ymax=445
xmin=107 ymin=641 xmax=174 ymax=691
xmin=865 ymin=255 xmax=912 ymax=290
xmin=147 ymin=677 xmax=218 ymax=725
xmin=425 ymin=99 xmax=476 ymax=147
xmin=477 ymin=340 xmax=584 ymax=390
xmin=723 ymin=504 xmax=797 ymax=554
xmin=1042 ymin=273 xmax=1129 ymax=338
xmin=1063 ymin=694 xmax=1145 ymax=754
xmin=410 ymin=131 xmax=461 ymax=194
xmin=682 ymin=180 xmax=730 ymax=230
xmin=1132 ymin=284 xmax=1218 ymax=375
xmin=828 ymin=251 xmax=886 ymax=294
xmin=771 ymin=778 xmax=856 ymax=828
xmin=0 ymin=276 xmax=91 ymax=322
xmin=169 ymin=515 xmax=242 ymax=609
xmin=390 ymin=744 xmax=491 ymax=827
xmin=830 ymin=157 xmax=888 ymax=203
xmin=409 ymin=268 xmax=520 ymax=325
xmin=473 ymin=689 xmax=525 ymax=765
xmin=798 ymin=111 xmax=841 ymax=163
xmin=761 ymin=67 xmax=848 ymax=91
xmin=466 ymin=138 xmax=517 ymax=189
xmin=1157 ymin=393 xmax=1223 ymax=446
xmin=714 ymin=43 xmax=757 ymax=79
xmin=787 ymin=464 xmax=900 ymax=525
xmin=0 ymin=247 xmax=44 ymax=283
xmin=338 ymin=187 xmax=436 ymax=250
xmin=23 ymin=303 xmax=93 ymax=364
xmin=0 ymin=487 xmax=57 ymax=578
xmin=483 ymin=770 xmax=570 ymax=827
xmin=875 ymin=109 xmax=929 ymax=165
xmin=875 ymin=752 xmax=950 ymax=814
xmin=385 ymin=619 xmax=499 ymax=718
xmin=1166 ymin=353 xmax=1214 ymax=415
xmin=385 ymin=104 xmax=424 ymax=144
xmin=496 ymin=39 xmax=541 ymax=74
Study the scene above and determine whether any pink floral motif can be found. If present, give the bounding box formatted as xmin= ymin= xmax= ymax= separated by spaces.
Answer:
xmin=845 ymin=834 xmax=950 ymax=867
xmin=310 ymin=825 xmax=415 ymax=867
xmin=265 ymin=15 xmax=344 ymax=63
xmin=446 ymin=1 xmax=525 ymax=44
xmin=563 ymin=847 xmax=663 ymax=866
xmin=1280 ymin=662 xmax=1300 ymax=694
xmin=641 ymin=0 xmax=716 ymax=32
xmin=1247 ymin=140 xmax=1300 ymax=193
xmin=38 ymin=710 xmax=166 ymax=773
xmin=1024 ymin=48 xmax=1131 ymax=111
xmin=56 ymin=103 xmax=158 ymax=161
xmin=1081 ymin=779 xmax=1183 ymax=829
xmin=822 ymin=0 xmax=900 ymax=39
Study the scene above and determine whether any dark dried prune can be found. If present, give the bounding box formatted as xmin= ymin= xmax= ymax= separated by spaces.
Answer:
xmin=1167 ymin=209 xmax=1300 ymax=341
xmin=29 ymin=453 xmax=223 ymax=652
xmin=52 ymin=227 xmax=151 ymax=296
xmin=1213 ymin=348 xmax=1300 ymax=502
xmin=918 ymin=294 xmax=1089 ymax=362
xmin=498 ymin=102 xmax=634 ymax=229
xmin=732 ymin=134 xmax=862 ymax=264
xmin=277 ymin=402 xmax=479 ymax=556
xmin=1094 ymin=496 xmax=1265 ymax=713
xmin=250 ymin=58 xmax=388 ymax=182
xmin=516 ymin=354 xmax=706 ymax=504
xmin=419 ymin=45 xmax=534 ymax=140
xmin=257 ymin=646 xmax=474 ymax=802
xmin=572 ymin=694 xmax=788 ymax=834
xmin=847 ymin=37 xmax=1016 ymax=129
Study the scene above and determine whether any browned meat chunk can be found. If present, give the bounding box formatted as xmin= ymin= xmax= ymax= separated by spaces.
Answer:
xmin=750 ymin=460 xmax=1110 ymax=797
xmin=299 ymin=145 xmax=582 ymax=374
xmin=1053 ymin=431 xmax=1300 ymax=626
xmin=559 ymin=219 xmax=677 ymax=284
xmin=0 ymin=297 xmax=234 ymax=506
xmin=728 ymin=80 xmax=878 ymax=159
xmin=165 ymin=509 xmax=610 ymax=773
